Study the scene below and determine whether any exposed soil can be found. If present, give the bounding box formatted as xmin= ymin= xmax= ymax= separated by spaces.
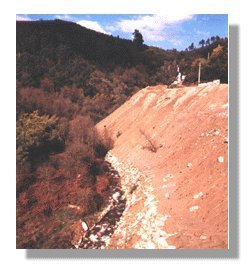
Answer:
xmin=96 ymin=84 xmax=228 ymax=249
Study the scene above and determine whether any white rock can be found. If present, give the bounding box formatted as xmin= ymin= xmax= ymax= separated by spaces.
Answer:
xmin=217 ymin=156 xmax=224 ymax=163
xmin=189 ymin=205 xmax=199 ymax=212
xmin=89 ymin=234 xmax=98 ymax=242
xmin=193 ymin=192 xmax=204 ymax=199
xmin=112 ymin=192 xmax=120 ymax=202
xmin=145 ymin=241 xmax=156 ymax=249
xmin=187 ymin=163 xmax=192 ymax=168
xmin=100 ymin=224 xmax=109 ymax=233
xmin=200 ymin=235 xmax=207 ymax=240
xmin=167 ymin=232 xmax=178 ymax=237
xmin=156 ymin=237 xmax=168 ymax=248
xmin=141 ymin=233 xmax=149 ymax=240
xmin=81 ymin=221 xmax=89 ymax=231
xmin=165 ymin=193 xmax=169 ymax=198
xmin=68 ymin=204 xmax=80 ymax=210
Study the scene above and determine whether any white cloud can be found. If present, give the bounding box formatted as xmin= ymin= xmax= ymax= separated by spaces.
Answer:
xmin=77 ymin=20 xmax=111 ymax=35
xmin=196 ymin=30 xmax=210 ymax=38
xmin=109 ymin=14 xmax=193 ymax=43
xmin=16 ymin=15 xmax=32 ymax=21
xmin=54 ymin=15 xmax=74 ymax=21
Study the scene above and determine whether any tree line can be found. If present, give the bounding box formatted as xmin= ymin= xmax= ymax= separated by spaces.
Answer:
xmin=187 ymin=35 xmax=222 ymax=51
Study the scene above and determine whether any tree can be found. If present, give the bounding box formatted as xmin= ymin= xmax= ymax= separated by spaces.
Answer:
xmin=199 ymin=39 xmax=205 ymax=47
xmin=215 ymin=35 xmax=220 ymax=41
xmin=132 ymin=29 xmax=144 ymax=49
xmin=206 ymin=38 xmax=210 ymax=46
xmin=188 ymin=42 xmax=195 ymax=51
xmin=211 ymin=36 xmax=216 ymax=43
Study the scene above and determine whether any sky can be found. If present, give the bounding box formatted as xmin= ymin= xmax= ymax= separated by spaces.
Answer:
xmin=16 ymin=14 xmax=228 ymax=51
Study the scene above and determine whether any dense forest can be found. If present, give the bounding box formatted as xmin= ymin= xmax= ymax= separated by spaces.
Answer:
xmin=16 ymin=19 xmax=228 ymax=248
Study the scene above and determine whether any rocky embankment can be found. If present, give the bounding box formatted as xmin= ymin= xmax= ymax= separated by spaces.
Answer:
xmin=105 ymin=152 xmax=176 ymax=249
xmin=78 ymin=151 xmax=175 ymax=249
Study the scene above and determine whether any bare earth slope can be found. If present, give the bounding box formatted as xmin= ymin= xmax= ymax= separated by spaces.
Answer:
xmin=96 ymin=84 xmax=228 ymax=249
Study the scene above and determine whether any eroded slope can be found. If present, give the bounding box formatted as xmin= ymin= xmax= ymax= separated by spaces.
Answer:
xmin=97 ymin=84 xmax=228 ymax=249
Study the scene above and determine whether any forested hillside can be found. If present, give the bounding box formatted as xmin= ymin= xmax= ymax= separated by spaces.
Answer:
xmin=17 ymin=20 xmax=228 ymax=121
xmin=16 ymin=19 xmax=228 ymax=248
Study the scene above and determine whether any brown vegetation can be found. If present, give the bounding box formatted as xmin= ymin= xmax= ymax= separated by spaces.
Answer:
xmin=16 ymin=85 xmax=114 ymax=248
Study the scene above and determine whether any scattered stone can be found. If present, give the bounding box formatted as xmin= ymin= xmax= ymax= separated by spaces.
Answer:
xmin=103 ymin=152 xmax=170 ymax=249
xmin=68 ymin=204 xmax=80 ymax=210
xmin=200 ymin=235 xmax=207 ymax=240
xmin=217 ymin=156 xmax=224 ymax=163
xmin=145 ymin=241 xmax=156 ymax=249
xmin=81 ymin=221 xmax=89 ymax=231
xmin=89 ymin=234 xmax=98 ymax=242
xmin=189 ymin=205 xmax=199 ymax=212
xmin=167 ymin=232 xmax=178 ymax=237
xmin=141 ymin=233 xmax=148 ymax=240
xmin=112 ymin=192 xmax=120 ymax=202
xmin=193 ymin=192 xmax=204 ymax=199
xmin=156 ymin=237 xmax=169 ymax=248
xmin=187 ymin=162 xmax=192 ymax=168
xmin=165 ymin=193 xmax=169 ymax=199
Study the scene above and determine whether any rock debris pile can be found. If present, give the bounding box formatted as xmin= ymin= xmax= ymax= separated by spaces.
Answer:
xmin=105 ymin=152 xmax=175 ymax=249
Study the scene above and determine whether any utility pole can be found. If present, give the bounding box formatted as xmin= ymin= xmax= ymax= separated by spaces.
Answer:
xmin=198 ymin=62 xmax=201 ymax=84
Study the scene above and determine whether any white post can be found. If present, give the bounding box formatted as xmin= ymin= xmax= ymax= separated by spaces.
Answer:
xmin=198 ymin=62 xmax=201 ymax=84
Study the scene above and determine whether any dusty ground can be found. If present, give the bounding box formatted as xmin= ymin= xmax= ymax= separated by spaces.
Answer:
xmin=96 ymin=84 xmax=228 ymax=249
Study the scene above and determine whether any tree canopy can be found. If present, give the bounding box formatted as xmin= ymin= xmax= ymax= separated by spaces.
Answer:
xmin=132 ymin=29 xmax=144 ymax=49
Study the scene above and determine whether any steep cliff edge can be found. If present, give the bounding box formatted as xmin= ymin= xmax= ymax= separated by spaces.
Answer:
xmin=96 ymin=84 xmax=228 ymax=249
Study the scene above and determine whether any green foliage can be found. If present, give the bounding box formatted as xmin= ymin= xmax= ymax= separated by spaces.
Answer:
xmin=188 ymin=42 xmax=195 ymax=51
xmin=16 ymin=111 xmax=63 ymax=163
xmin=132 ymin=29 xmax=144 ymax=49
xmin=199 ymin=39 xmax=205 ymax=47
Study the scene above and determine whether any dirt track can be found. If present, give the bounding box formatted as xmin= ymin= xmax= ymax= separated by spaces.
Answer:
xmin=96 ymin=84 xmax=228 ymax=249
